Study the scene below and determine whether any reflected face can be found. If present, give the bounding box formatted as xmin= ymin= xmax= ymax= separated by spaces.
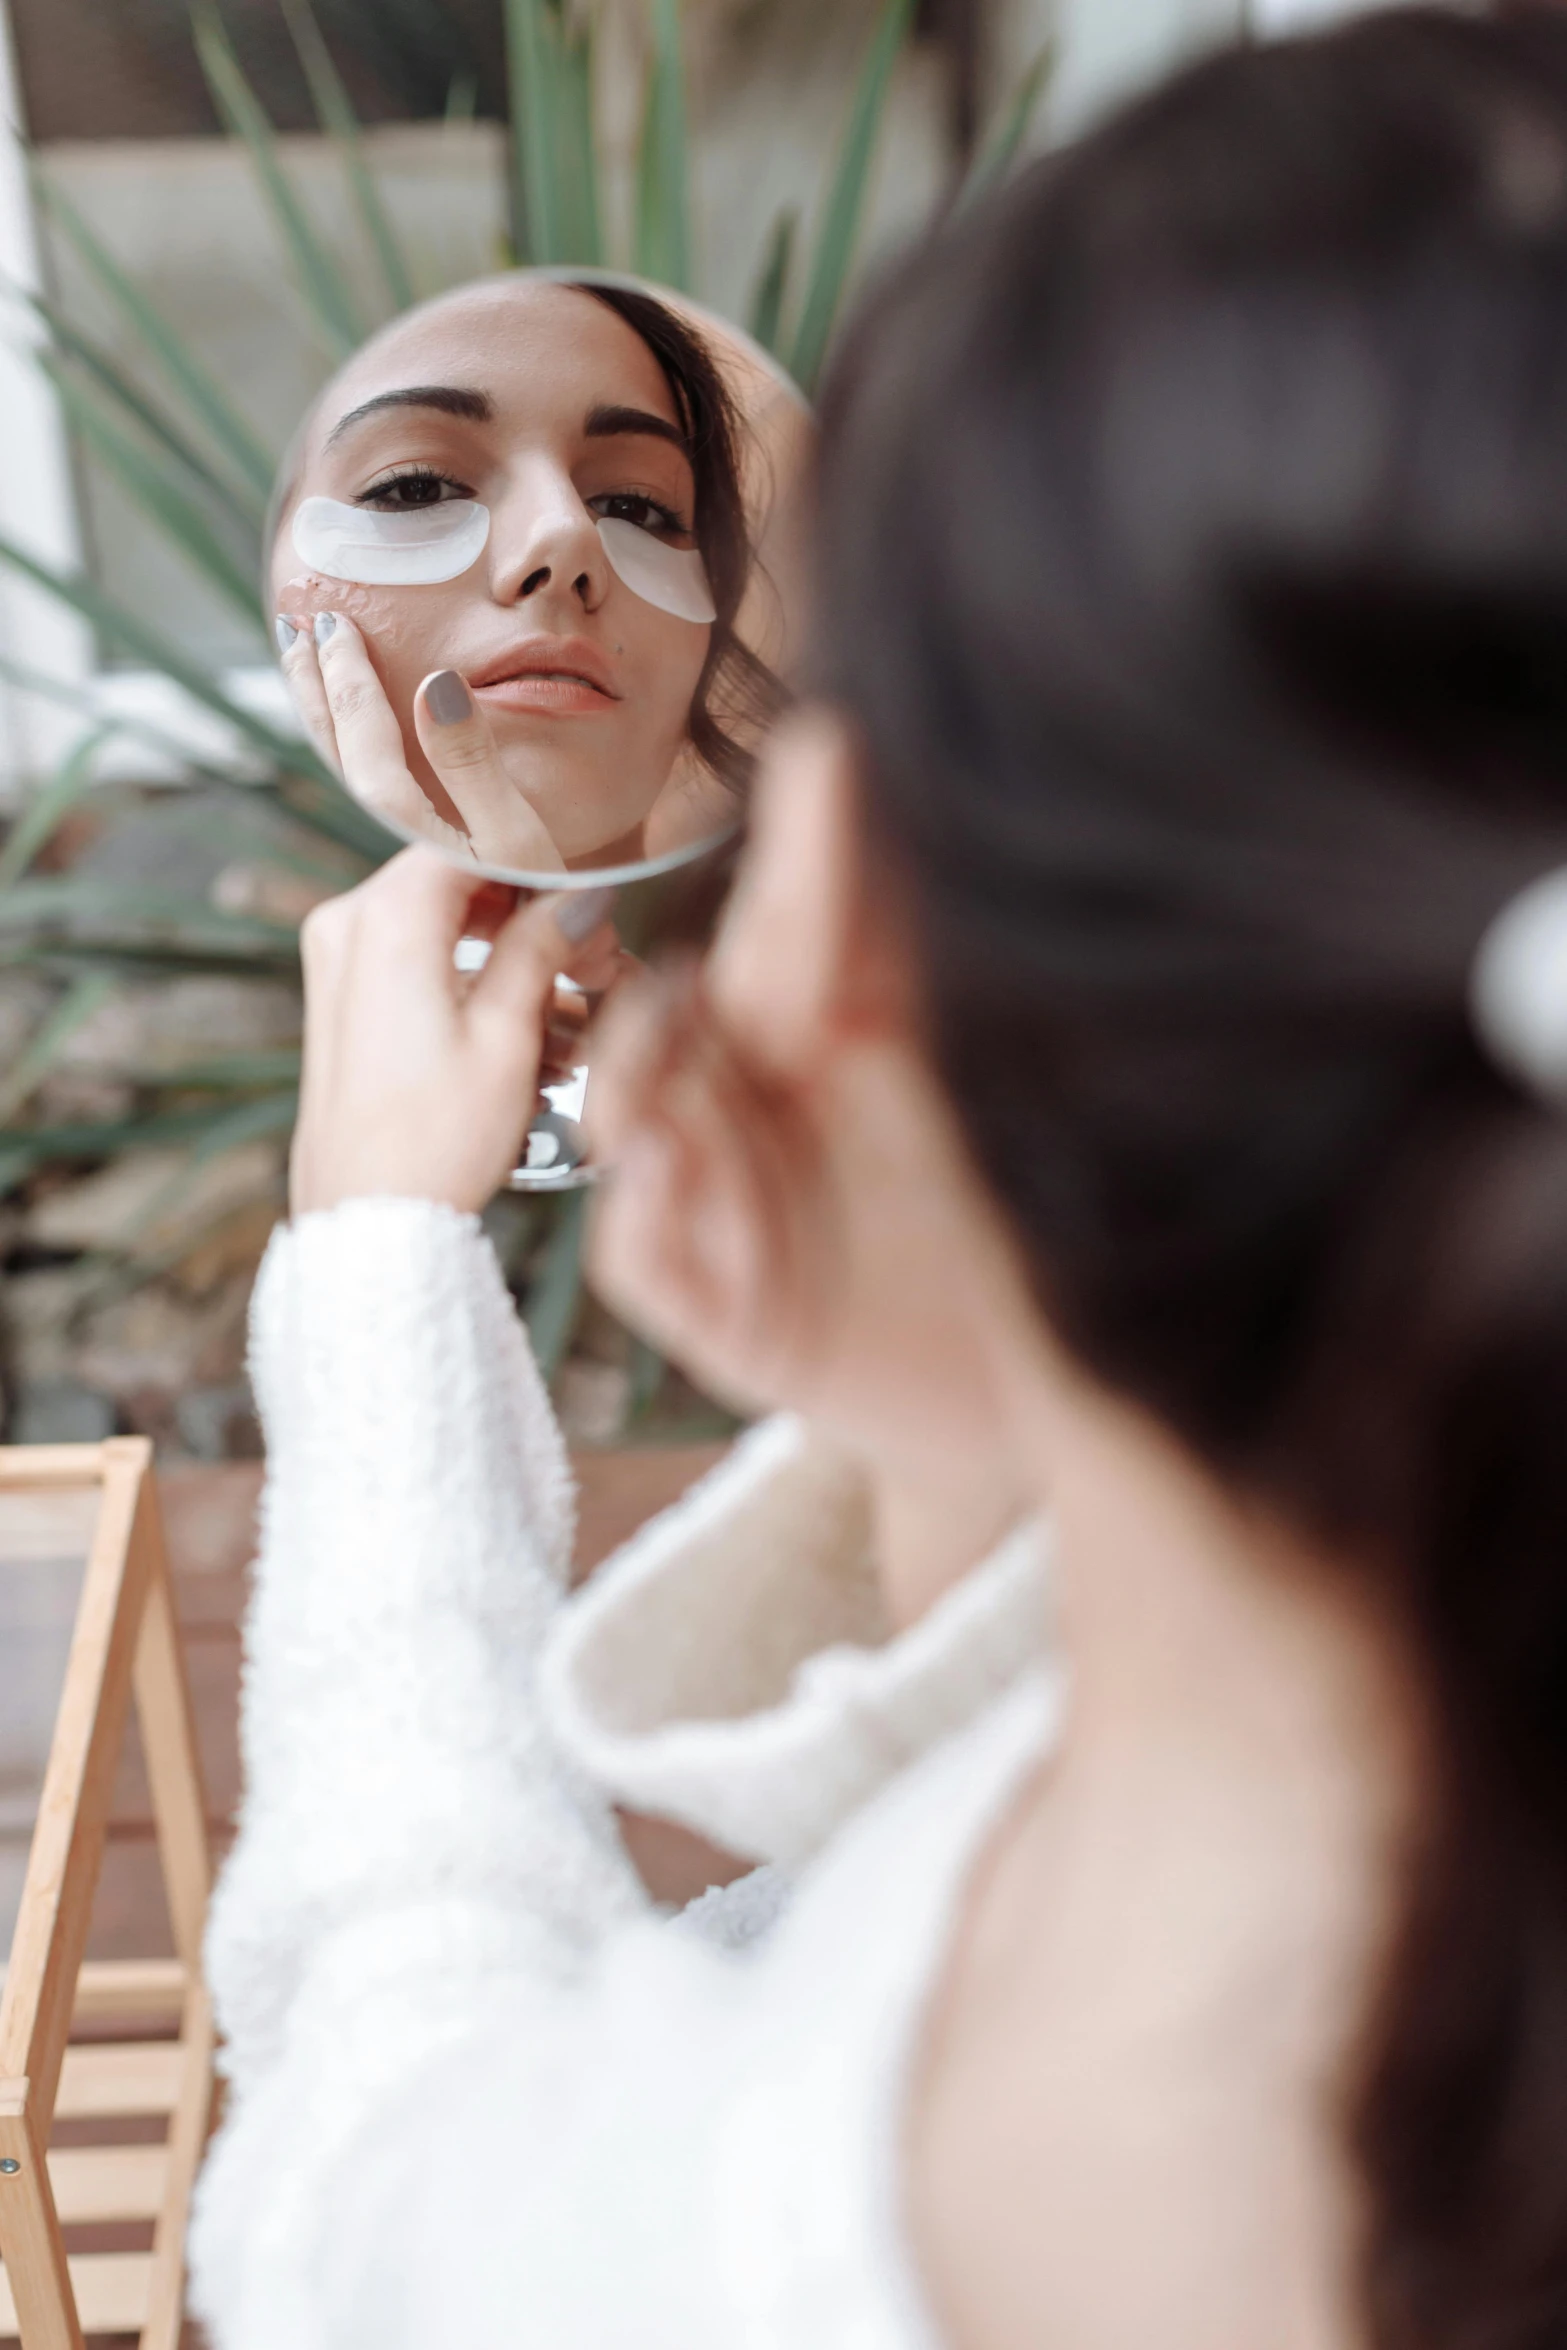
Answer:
xmin=272 ymin=281 xmax=714 ymax=866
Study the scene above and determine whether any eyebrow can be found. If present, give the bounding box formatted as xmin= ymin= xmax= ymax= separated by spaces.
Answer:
xmin=324 ymin=384 xmax=494 ymax=447
xmin=584 ymin=402 xmax=689 ymax=454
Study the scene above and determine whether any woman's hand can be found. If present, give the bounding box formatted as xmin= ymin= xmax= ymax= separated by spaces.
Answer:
xmin=291 ymin=847 xmax=619 ymax=1217
xmin=276 ymin=611 xmax=566 ymax=873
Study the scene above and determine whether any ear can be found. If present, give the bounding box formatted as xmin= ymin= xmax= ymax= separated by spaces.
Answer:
xmin=706 ymin=706 xmax=866 ymax=1079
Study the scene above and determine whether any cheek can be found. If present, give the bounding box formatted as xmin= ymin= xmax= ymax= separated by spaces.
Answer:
xmin=614 ymin=607 xmax=711 ymax=729
xmin=274 ymin=575 xmax=468 ymax=703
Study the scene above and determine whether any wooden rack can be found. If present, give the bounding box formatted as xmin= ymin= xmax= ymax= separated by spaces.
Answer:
xmin=0 ymin=1441 xmax=214 ymax=2350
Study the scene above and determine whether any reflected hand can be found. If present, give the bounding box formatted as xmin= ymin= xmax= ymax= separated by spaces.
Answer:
xmin=291 ymin=847 xmax=619 ymax=1216
xmin=276 ymin=612 xmax=566 ymax=873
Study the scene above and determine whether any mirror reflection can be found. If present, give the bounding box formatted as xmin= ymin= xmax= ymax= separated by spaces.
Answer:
xmin=269 ymin=271 xmax=811 ymax=885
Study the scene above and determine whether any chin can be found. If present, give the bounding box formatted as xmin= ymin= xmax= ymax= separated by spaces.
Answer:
xmin=551 ymin=817 xmax=654 ymax=866
xmin=519 ymin=771 xmax=671 ymax=859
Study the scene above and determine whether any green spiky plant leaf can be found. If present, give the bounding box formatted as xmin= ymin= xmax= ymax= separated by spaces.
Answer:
xmin=557 ymin=7 xmax=604 ymax=269
xmin=0 ymin=525 xmax=324 ymax=776
xmin=0 ymin=972 xmax=117 ymax=1125
xmin=41 ymin=360 xmax=265 ymax=631
xmin=504 ymin=0 xmax=604 ymax=268
xmin=3 ymin=275 xmax=268 ymax=527
xmin=789 ymin=0 xmax=915 ymax=394
xmin=504 ymin=0 xmax=550 ymax=265
xmin=635 ymin=0 xmax=690 ymax=293
xmin=747 ymin=207 xmax=797 ymax=356
xmin=962 ymin=41 xmax=1053 ymax=204
xmin=280 ymin=0 xmax=418 ymax=313
xmin=0 ymin=728 xmax=112 ymax=892
xmin=192 ymin=0 xmax=366 ymax=357
xmin=31 ymin=172 xmax=277 ymax=506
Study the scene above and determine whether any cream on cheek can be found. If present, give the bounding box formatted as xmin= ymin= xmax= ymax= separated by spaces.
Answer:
xmin=276 ymin=573 xmax=434 ymax=659
xmin=274 ymin=569 xmax=469 ymax=827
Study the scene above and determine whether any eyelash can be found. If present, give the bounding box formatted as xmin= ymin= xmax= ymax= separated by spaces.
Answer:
xmin=355 ymin=465 xmax=470 ymax=509
xmin=587 ymin=489 xmax=687 ymax=537
xmin=353 ymin=468 xmax=690 ymax=536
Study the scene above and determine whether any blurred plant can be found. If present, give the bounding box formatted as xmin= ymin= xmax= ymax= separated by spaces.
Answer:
xmin=0 ymin=0 xmax=1049 ymax=1434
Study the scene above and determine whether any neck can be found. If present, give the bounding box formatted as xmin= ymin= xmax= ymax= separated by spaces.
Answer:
xmin=870 ymin=1449 xmax=1022 ymax=1632
xmin=1015 ymin=1357 xmax=1425 ymax=2042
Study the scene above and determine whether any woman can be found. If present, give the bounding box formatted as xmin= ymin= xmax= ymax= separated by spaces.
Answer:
xmin=271 ymin=276 xmax=779 ymax=872
xmin=195 ymin=12 xmax=1567 ymax=2349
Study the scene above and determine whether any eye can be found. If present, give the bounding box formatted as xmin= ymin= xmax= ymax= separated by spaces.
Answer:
xmin=587 ymin=489 xmax=689 ymax=540
xmin=355 ymin=466 xmax=471 ymax=511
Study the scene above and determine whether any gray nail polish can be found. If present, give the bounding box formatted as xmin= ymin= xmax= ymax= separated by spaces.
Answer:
xmin=425 ymin=668 xmax=472 ymax=725
xmin=313 ymin=611 xmax=338 ymax=646
xmin=556 ymin=885 xmax=616 ymax=942
xmin=274 ymin=615 xmax=299 ymax=654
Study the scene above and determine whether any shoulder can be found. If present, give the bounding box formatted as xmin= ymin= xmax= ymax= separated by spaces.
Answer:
xmin=305 ymin=1682 xmax=1058 ymax=2350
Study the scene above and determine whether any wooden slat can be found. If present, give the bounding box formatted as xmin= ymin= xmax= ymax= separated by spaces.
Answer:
xmin=54 ymin=2043 xmax=182 ymax=2121
xmin=0 ymin=2099 xmax=79 ymax=2350
xmin=0 ymin=2252 xmax=150 ymax=2337
xmin=0 ymin=1442 xmax=154 ymax=2123
xmin=0 ymin=1964 xmax=190 ymax=2036
xmin=142 ymin=1987 xmax=213 ymax=2350
xmin=46 ymin=2145 xmax=166 ymax=2228
xmin=131 ymin=1532 xmax=211 ymax=1975
xmin=0 ymin=1450 xmax=107 ymax=1493
xmin=72 ymin=1961 xmax=186 ymax=2032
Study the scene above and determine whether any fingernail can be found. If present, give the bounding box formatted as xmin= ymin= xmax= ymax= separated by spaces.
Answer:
xmin=555 ymin=885 xmax=616 ymax=942
xmin=274 ymin=614 xmax=299 ymax=654
xmin=313 ymin=611 xmax=338 ymax=646
xmin=425 ymin=668 xmax=472 ymax=725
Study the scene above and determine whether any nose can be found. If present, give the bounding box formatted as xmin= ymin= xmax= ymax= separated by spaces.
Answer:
xmin=488 ymin=465 xmax=611 ymax=615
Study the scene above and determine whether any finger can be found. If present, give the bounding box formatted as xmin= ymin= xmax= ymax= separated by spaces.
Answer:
xmin=312 ymin=614 xmax=462 ymax=844
xmin=562 ymin=930 xmax=630 ymax=1002
xmin=538 ymin=980 xmax=590 ymax=1079
xmin=361 ymin=842 xmax=507 ymax=978
xmin=547 ymin=977 xmax=591 ymax=1042
xmin=459 ymin=880 xmax=527 ymax=946
xmin=470 ymin=887 xmax=578 ymax=1029
xmin=581 ymin=964 xmax=672 ymax=1161
xmin=413 ymin=671 xmax=566 ymax=874
xmin=275 ymin=614 xmax=341 ymax=774
xmin=469 ymin=885 xmax=617 ymax=1018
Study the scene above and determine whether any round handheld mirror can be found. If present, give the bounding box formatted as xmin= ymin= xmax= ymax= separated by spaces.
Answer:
xmin=269 ymin=268 xmax=812 ymax=1188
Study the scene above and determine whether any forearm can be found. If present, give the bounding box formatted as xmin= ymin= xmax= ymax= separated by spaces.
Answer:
xmin=207 ymin=1196 xmax=644 ymax=2085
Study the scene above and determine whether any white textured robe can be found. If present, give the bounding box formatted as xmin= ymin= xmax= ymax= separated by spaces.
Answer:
xmin=190 ymin=1198 xmax=1059 ymax=2350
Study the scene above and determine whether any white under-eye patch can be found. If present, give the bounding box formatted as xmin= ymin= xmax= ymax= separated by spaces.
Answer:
xmin=597 ymin=517 xmax=716 ymax=624
xmin=291 ymin=494 xmax=491 ymax=585
xmin=290 ymin=493 xmax=715 ymax=621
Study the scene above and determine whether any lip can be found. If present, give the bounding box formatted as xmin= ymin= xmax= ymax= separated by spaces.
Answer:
xmin=467 ymin=635 xmax=620 ymax=717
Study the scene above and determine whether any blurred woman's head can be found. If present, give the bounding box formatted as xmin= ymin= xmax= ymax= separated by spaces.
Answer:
xmin=595 ymin=8 xmax=1567 ymax=2342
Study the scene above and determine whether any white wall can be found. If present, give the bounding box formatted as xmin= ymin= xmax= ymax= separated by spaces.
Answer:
xmin=1050 ymin=0 xmax=1249 ymax=134
xmin=0 ymin=0 xmax=90 ymax=790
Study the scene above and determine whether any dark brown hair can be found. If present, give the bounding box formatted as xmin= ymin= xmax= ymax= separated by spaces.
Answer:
xmin=815 ymin=10 xmax=1567 ymax=2345
xmin=572 ymin=281 xmax=785 ymax=797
